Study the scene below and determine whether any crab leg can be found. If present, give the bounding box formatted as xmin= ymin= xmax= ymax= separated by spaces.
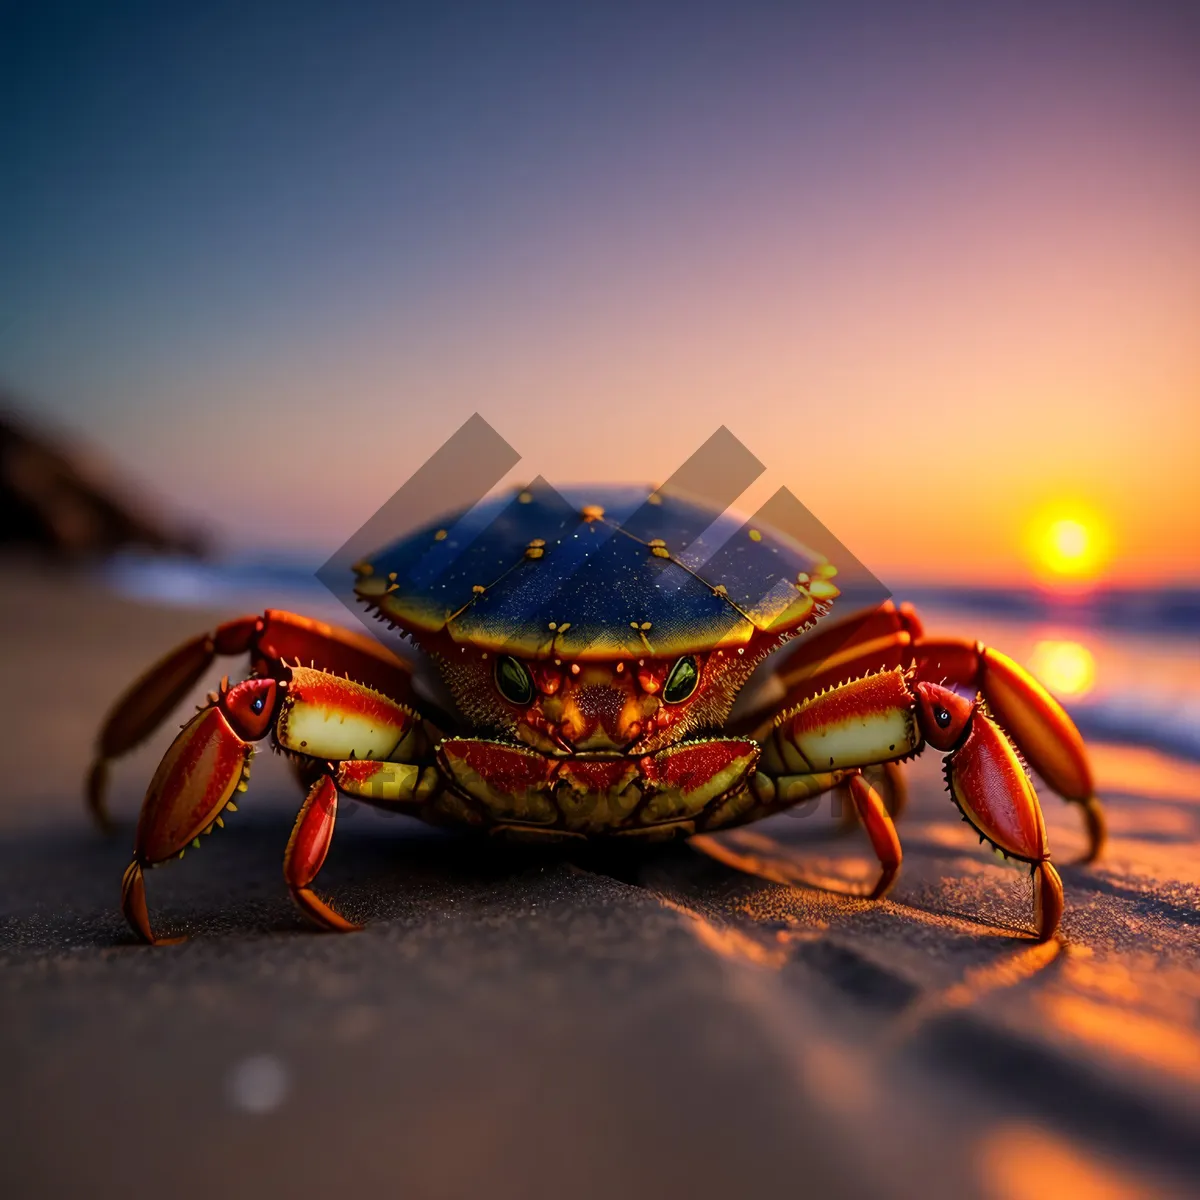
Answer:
xmin=745 ymin=605 xmax=1103 ymax=863
xmin=284 ymin=775 xmax=361 ymax=933
xmin=849 ymin=773 xmax=902 ymax=900
xmin=87 ymin=609 xmax=422 ymax=832
xmin=121 ymin=661 xmax=424 ymax=944
xmin=728 ymin=601 xmax=920 ymax=741
xmin=761 ymin=669 xmax=1065 ymax=940
xmin=772 ymin=599 xmax=924 ymax=695
xmin=830 ymin=759 xmax=908 ymax=835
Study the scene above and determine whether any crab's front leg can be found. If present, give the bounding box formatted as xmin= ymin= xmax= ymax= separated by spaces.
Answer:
xmin=283 ymin=775 xmax=362 ymax=933
xmin=87 ymin=608 xmax=429 ymax=833
xmin=913 ymin=638 xmax=1103 ymax=862
xmin=120 ymin=674 xmax=278 ymax=944
xmin=122 ymin=665 xmax=431 ymax=944
xmin=761 ymin=669 xmax=1063 ymax=941
xmin=912 ymin=682 xmax=1063 ymax=941
xmin=761 ymin=602 xmax=1104 ymax=863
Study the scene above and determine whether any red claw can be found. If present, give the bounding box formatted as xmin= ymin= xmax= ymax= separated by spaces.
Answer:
xmin=916 ymin=679 xmax=1061 ymax=937
xmin=135 ymin=707 xmax=251 ymax=866
xmin=121 ymin=703 xmax=255 ymax=945
xmin=946 ymin=713 xmax=1048 ymax=865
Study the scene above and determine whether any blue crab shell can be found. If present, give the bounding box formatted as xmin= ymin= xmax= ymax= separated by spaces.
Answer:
xmin=354 ymin=483 xmax=840 ymax=660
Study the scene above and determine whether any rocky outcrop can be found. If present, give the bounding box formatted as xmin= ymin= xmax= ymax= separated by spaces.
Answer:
xmin=0 ymin=402 xmax=206 ymax=559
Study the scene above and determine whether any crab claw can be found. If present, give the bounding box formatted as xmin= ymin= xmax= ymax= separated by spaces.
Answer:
xmin=934 ymin=697 xmax=1062 ymax=941
xmin=122 ymin=704 xmax=253 ymax=944
xmin=944 ymin=708 xmax=1048 ymax=865
xmin=914 ymin=641 xmax=1104 ymax=863
xmin=135 ymin=706 xmax=252 ymax=865
xmin=977 ymin=647 xmax=1103 ymax=862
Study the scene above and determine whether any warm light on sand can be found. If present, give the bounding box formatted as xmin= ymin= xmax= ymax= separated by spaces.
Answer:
xmin=978 ymin=1122 xmax=1153 ymax=1200
xmin=1027 ymin=640 xmax=1096 ymax=698
xmin=1027 ymin=504 xmax=1112 ymax=584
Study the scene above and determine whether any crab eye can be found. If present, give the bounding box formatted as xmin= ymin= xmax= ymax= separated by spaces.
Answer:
xmin=664 ymin=656 xmax=699 ymax=704
xmin=933 ymin=704 xmax=952 ymax=729
xmin=494 ymin=655 xmax=534 ymax=706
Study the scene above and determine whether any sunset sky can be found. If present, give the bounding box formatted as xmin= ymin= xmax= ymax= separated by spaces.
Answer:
xmin=3 ymin=3 xmax=1198 ymax=585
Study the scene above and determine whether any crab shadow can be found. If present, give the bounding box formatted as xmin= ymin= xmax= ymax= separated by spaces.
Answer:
xmin=0 ymin=806 xmax=730 ymax=950
xmin=0 ymin=800 xmax=1122 ymax=951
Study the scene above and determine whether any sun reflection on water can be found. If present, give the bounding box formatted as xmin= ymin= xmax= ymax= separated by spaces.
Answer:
xmin=1027 ymin=639 xmax=1096 ymax=698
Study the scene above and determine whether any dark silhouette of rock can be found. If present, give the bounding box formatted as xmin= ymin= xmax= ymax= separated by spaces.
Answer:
xmin=0 ymin=400 xmax=207 ymax=559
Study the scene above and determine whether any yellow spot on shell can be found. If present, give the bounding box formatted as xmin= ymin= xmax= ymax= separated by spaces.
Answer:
xmin=815 ymin=562 xmax=838 ymax=578
xmin=640 ymin=622 xmax=652 ymax=631
xmin=353 ymin=560 xmax=373 ymax=577
xmin=434 ymin=529 xmax=448 ymax=541
xmin=548 ymin=621 xmax=557 ymax=630
xmin=651 ymin=545 xmax=670 ymax=559
xmin=810 ymin=579 xmax=839 ymax=600
xmin=748 ymin=529 xmax=762 ymax=542
xmin=713 ymin=583 xmax=728 ymax=595
xmin=647 ymin=492 xmax=662 ymax=505
xmin=518 ymin=490 xmax=533 ymax=503
xmin=472 ymin=584 xmax=486 ymax=594
xmin=795 ymin=572 xmax=810 ymax=584
xmin=387 ymin=572 xmax=397 ymax=582
xmin=581 ymin=504 xmax=605 ymax=522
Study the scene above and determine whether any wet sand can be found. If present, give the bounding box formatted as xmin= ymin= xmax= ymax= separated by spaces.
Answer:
xmin=1 ymin=565 xmax=1197 ymax=1199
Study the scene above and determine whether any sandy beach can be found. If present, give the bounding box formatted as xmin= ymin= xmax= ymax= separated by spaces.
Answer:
xmin=1 ymin=564 xmax=1198 ymax=1199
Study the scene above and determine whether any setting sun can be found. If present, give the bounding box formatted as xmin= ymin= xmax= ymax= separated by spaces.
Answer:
xmin=1027 ymin=504 xmax=1113 ymax=585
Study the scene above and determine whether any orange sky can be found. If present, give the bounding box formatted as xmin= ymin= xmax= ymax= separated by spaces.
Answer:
xmin=6 ymin=7 xmax=1199 ymax=585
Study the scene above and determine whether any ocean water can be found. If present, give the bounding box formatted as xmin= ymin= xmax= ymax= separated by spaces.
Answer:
xmin=98 ymin=552 xmax=1200 ymax=763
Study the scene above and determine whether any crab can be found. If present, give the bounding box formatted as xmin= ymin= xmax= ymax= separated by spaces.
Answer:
xmin=87 ymin=484 xmax=1104 ymax=945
